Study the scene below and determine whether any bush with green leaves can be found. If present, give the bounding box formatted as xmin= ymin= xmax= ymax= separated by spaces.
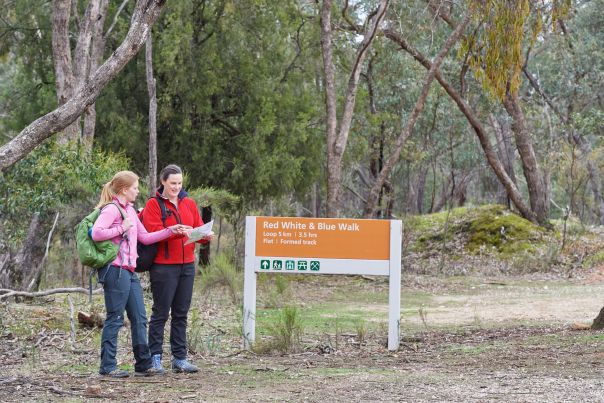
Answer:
xmin=255 ymin=305 xmax=304 ymax=354
xmin=199 ymin=252 xmax=242 ymax=304
xmin=0 ymin=140 xmax=129 ymax=249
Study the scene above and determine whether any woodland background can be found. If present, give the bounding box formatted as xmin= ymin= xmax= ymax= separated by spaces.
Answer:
xmin=2 ymin=2 xmax=604 ymax=400
xmin=0 ymin=0 xmax=603 ymax=292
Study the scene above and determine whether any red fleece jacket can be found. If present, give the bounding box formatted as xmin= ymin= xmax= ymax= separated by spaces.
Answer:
xmin=141 ymin=193 xmax=204 ymax=265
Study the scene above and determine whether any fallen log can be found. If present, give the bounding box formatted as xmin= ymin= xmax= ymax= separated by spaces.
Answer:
xmin=0 ymin=287 xmax=102 ymax=301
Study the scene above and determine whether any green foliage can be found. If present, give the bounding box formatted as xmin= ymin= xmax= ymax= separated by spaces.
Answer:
xmin=188 ymin=186 xmax=240 ymax=219
xmin=92 ymin=0 xmax=323 ymax=207
xmin=464 ymin=0 xmax=571 ymax=100
xmin=255 ymin=305 xmax=304 ymax=354
xmin=0 ymin=141 xmax=129 ymax=248
xmin=200 ymin=252 xmax=242 ymax=304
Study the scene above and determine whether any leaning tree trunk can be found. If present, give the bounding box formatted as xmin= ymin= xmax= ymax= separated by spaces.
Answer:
xmin=363 ymin=12 xmax=470 ymax=218
xmin=503 ymin=93 xmax=549 ymax=225
xmin=0 ymin=213 xmax=50 ymax=291
xmin=382 ymin=28 xmax=538 ymax=224
xmin=0 ymin=0 xmax=168 ymax=171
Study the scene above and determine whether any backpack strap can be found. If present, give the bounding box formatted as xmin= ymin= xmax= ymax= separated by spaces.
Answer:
xmin=110 ymin=201 xmax=128 ymax=221
xmin=106 ymin=201 xmax=129 ymax=267
xmin=156 ymin=197 xmax=176 ymax=259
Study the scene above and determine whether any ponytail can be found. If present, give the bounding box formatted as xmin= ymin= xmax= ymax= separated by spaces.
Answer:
xmin=96 ymin=181 xmax=115 ymax=208
xmin=95 ymin=171 xmax=139 ymax=209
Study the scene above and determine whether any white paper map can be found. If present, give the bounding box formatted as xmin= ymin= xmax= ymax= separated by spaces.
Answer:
xmin=184 ymin=220 xmax=214 ymax=244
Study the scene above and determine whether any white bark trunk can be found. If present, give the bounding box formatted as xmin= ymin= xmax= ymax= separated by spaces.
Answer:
xmin=321 ymin=0 xmax=389 ymax=217
xmin=146 ymin=34 xmax=158 ymax=196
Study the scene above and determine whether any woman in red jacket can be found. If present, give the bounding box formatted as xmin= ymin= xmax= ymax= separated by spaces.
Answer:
xmin=142 ymin=164 xmax=213 ymax=373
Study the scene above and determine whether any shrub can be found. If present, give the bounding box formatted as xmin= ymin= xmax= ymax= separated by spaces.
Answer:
xmin=200 ymin=252 xmax=242 ymax=304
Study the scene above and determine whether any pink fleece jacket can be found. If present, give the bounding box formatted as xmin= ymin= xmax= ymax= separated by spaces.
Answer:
xmin=91 ymin=198 xmax=172 ymax=271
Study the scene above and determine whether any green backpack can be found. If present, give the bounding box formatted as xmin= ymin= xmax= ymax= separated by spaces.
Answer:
xmin=75 ymin=202 xmax=127 ymax=269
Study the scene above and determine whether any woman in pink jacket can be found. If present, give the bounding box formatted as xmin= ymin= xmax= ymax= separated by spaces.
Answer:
xmin=92 ymin=171 xmax=189 ymax=378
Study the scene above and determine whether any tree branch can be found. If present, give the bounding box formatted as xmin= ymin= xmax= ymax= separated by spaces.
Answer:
xmin=364 ymin=12 xmax=471 ymax=217
xmin=0 ymin=0 xmax=167 ymax=171
xmin=0 ymin=287 xmax=103 ymax=301
xmin=380 ymin=26 xmax=537 ymax=223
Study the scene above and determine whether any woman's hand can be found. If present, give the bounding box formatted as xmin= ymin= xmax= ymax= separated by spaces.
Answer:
xmin=121 ymin=217 xmax=133 ymax=233
xmin=168 ymin=224 xmax=192 ymax=235
xmin=204 ymin=230 xmax=215 ymax=241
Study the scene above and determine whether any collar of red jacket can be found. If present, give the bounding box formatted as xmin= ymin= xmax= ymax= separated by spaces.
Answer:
xmin=155 ymin=186 xmax=188 ymax=200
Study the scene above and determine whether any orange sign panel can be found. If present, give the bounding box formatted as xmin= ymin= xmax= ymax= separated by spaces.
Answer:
xmin=255 ymin=217 xmax=390 ymax=260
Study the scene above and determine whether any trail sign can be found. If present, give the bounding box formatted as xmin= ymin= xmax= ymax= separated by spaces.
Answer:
xmin=243 ymin=216 xmax=402 ymax=351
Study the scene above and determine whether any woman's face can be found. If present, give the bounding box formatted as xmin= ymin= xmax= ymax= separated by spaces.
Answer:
xmin=162 ymin=173 xmax=183 ymax=199
xmin=122 ymin=180 xmax=140 ymax=203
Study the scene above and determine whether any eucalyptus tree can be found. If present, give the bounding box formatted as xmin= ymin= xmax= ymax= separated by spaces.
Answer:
xmin=320 ymin=0 xmax=389 ymax=217
xmin=0 ymin=0 xmax=167 ymax=171
xmin=372 ymin=0 xmax=574 ymax=225
xmin=93 ymin=0 xmax=324 ymax=205
xmin=522 ymin=0 xmax=604 ymax=223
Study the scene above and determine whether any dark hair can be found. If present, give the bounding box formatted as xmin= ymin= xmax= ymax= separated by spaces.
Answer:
xmin=159 ymin=164 xmax=182 ymax=182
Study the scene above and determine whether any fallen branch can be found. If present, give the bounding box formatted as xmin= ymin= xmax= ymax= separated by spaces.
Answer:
xmin=67 ymin=295 xmax=76 ymax=347
xmin=0 ymin=287 xmax=102 ymax=301
xmin=50 ymin=385 xmax=80 ymax=396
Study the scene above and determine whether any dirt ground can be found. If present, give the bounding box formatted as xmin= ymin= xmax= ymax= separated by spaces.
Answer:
xmin=1 ymin=273 xmax=604 ymax=402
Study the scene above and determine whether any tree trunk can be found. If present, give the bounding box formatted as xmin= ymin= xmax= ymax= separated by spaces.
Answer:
xmin=490 ymin=114 xmax=515 ymax=207
xmin=198 ymin=206 xmax=212 ymax=267
xmin=416 ymin=166 xmax=429 ymax=214
xmin=146 ymin=34 xmax=158 ymax=196
xmin=363 ymin=12 xmax=470 ymax=218
xmin=366 ymin=56 xmax=391 ymax=218
xmin=503 ymin=93 xmax=549 ymax=224
xmin=523 ymin=65 xmax=604 ymax=224
xmin=321 ymin=0 xmax=389 ymax=217
xmin=82 ymin=0 xmax=110 ymax=149
xmin=571 ymin=131 xmax=604 ymax=224
xmin=0 ymin=214 xmax=46 ymax=290
xmin=51 ymin=0 xmax=79 ymax=142
xmin=382 ymin=28 xmax=538 ymax=224
xmin=0 ymin=0 xmax=168 ymax=171
xmin=592 ymin=306 xmax=604 ymax=330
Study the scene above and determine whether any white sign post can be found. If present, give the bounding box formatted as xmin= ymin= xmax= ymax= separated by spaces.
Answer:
xmin=243 ymin=216 xmax=402 ymax=351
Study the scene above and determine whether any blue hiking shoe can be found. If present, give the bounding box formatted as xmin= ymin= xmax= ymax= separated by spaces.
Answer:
xmin=150 ymin=354 xmax=166 ymax=374
xmin=172 ymin=358 xmax=199 ymax=373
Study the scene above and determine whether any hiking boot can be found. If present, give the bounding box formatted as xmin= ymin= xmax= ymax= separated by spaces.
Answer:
xmin=100 ymin=368 xmax=129 ymax=378
xmin=172 ymin=358 xmax=199 ymax=373
xmin=134 ymin=366 xmax=165 ymax=377
xmin=151 ymin=354 xmax=165 ymax=373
